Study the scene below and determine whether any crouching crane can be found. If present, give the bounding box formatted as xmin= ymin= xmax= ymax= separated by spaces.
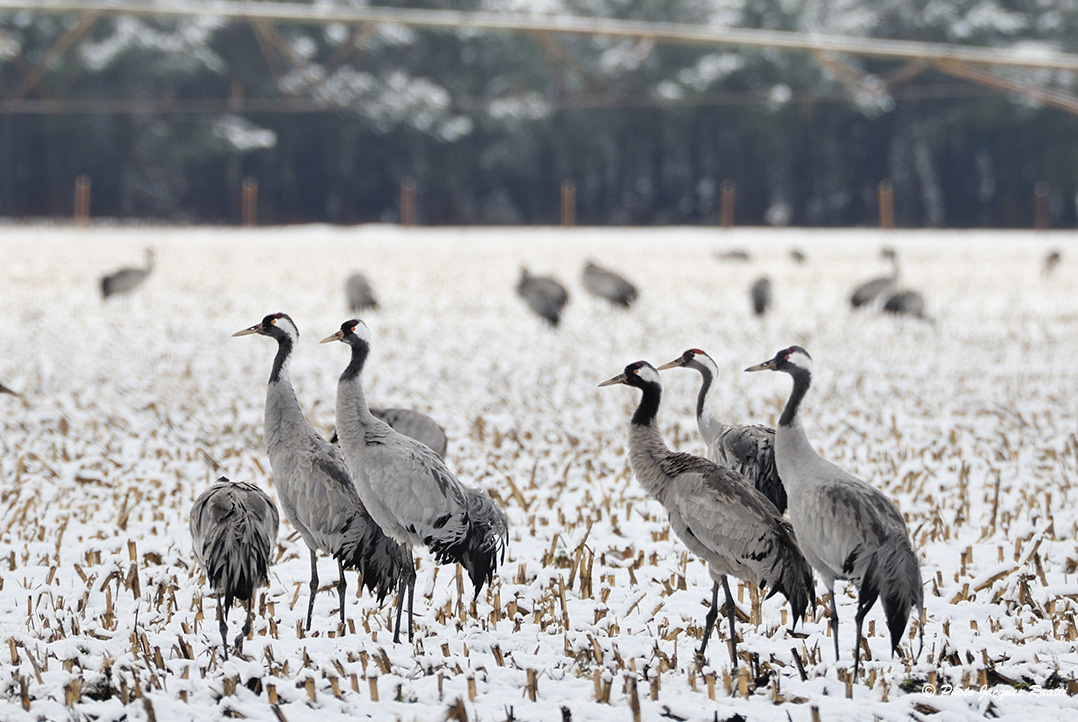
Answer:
xmin=190 ymin=476 xmax=279 ymax=659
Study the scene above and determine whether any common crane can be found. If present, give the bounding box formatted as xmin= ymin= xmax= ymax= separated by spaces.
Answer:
xmin=849 ymin=250 xmax=898 ymax=309
xmin=101 ymin=248 xmax=155 ymax=299
xmin=882 ymin=289 xmax=927 ymax=319
xmin=1044 ymin=250 xmax=1061 ymax=276
xmin=600 ymin=361 xmax=813 ymax=666
xmin=746 ymin=346 xmax=924 ymax=676
xmin=657 ymin=349 xmax=786 ymax=513
xmin=190 ymin=476 xmax=279 ymax=659
xmin=750 ymin=277 xmax=772 ymax=317
xmin=517 ymin=267 xmax=569 ymax=326
xmin=233 ymin=313 xmax=409 ymax=632
xmin=322 ymin=319 xmax=508 ymax=643
xmin=345 ymin=272 xmax=379 ymax=312
xmin=581 ymin=260 xmax=637 ymax=308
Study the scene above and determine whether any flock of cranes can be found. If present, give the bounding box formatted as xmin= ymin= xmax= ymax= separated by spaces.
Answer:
xmin=152 ymin=241 xmax=1030 ymax=670
xmin=191 ymin=318 xmax=924 ymax=676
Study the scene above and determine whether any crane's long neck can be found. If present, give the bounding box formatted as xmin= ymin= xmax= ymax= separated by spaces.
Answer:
xmin=336 ymin=339 xmax=378 ymax=433
xmin=264 ymin=338 xmax=306 ymax=449
xmin=774 ymin=369 xmax=821 ymax=480
xmin=690 ymin=358 xmax=724 ymax=443
xmin=778 ymin=369 xmax=811 ymax=429
xmin=626 ymin=381 xmax=672 ymax=498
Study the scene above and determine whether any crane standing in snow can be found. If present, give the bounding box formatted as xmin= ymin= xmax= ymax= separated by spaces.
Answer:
xmin=657 ymin=348 xmax=786 ymax=514
xmin=581 ymin=260 xmax=638 ymax=307
xmin=600 ymin=361 xmax=813 ymax=666
xmin=517 ymin=267 xmax=569 ymax=326
xmin=190 ymin=476 xmax=279 ymax=659
xmin=746 ymin=346 xmax=923 ymax=676
xmin=233 ymin=313 xmax=410 ymax=632
xmin=322 ymin=319 xmax=508 ymax=643
xmin=101 ymin=248 xmax=155 ymax=300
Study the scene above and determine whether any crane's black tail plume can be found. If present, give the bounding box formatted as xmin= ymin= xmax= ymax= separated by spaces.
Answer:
xmin=872 ymin=540 xmax=924 ymax=655
xmin=433 ymin=488 xmax=508 ymax=598
xmin=340 ymin=518 xmax=412 ymax=605
xmin=764 ymin=520 xmax=815 ymax=626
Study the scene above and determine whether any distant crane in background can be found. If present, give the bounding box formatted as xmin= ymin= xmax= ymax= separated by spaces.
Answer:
xmin=345 ymin=272 xmax=379 ymax=312
xmin=581 ymin=260 xmax=637 ymax=308
xmin=189 ymin=476 xmax=279 ymax=660
xmin=849 ymin=248 xmax=899 ymax=309
xmin=517 ymin=267 xmax=569 ymax=326
xmin=750 ymin=276 xmax=772 ymax=317
xmin=101 ymin=248 xmax=155 ymax=299
xmin=1044 ymin=250 xmax=1062 ymax=276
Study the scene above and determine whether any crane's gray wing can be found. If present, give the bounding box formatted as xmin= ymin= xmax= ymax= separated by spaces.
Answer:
xmin=361 ymin=427 xmax=470 ymax=551
xmin=797 ymin=471 xmax=908 ymax=583
xmin=710 ymin=424 xmax=786 ymax=513
xmin=659 ymin=454 xmax=783 ymax=585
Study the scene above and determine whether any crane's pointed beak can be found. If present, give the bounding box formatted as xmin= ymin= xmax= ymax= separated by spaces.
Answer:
xmin=598 ymin=372 xmax=628 ymax=387
xmin=319 ymin=330 xmax=344 ymax=344
xmin=232 ymin=323 xmax=261 ymax=337
xmin=745 ymin=358 xmax=778 ymax=372
xmin=655 ymin=358 xmax=685 ymax=371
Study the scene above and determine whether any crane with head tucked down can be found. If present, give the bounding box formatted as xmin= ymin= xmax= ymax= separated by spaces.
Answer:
xmin=321 ymin=319 xmax=508 ymax=643
xmin=517 ymin=267 xmax=569 ymax=326
xmin=657 ymin=349 xmax=786 ymax=514
xmin=190 ymin=476 xmax=279 ymax=659
xmin=233 ymin=313 xmax=410 ymax=633
xmin=600 ymin=361 xmax=813 ymax=666
xmin=746 ymin=346 xmax=923 ymax=676
xmin=581 ymin=260 xmax=638 ymax=308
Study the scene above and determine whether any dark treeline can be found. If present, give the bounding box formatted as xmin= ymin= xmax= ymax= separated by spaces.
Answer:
xmin=2 ymin=0 xmax=1077 ymax=228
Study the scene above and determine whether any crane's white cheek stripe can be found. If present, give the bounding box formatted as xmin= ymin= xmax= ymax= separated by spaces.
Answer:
xmin=788 ymin=351 xmax=813 ymax=374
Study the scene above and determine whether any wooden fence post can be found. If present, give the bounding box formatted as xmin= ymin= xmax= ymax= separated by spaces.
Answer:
xmin=878 ymin=179 xmax=894 ymax=229
xmin=1035 ymin=182 xmax=1050 ymax=231
xmin=241 ymin=176 xmax=258 ymax=226
xmin=74 ymin=175 xmax=91 ymax=226
xmin=561 ymin=178 xmax=576 ymax=228
xmin=400 ymin=177 xmax=417 ymax=227
xmin=720 ymin=179 xmax=735 ymax=229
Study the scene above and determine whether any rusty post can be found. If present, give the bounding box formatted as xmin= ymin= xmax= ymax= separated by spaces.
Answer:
xmin=74 ymin=175 xmax=91 ymax=226
xmin=241 ymin=176 xmax=258 ymax=226
xmin=400 ymin=177 xmax=417 ymax=227
xmin=561 ymin=178 xmax=576 ymax=228
xmin=720 ymin=179 xmax=735 ymax=229
xmin=878 ymin=179 xmax=894 ymax=229
xmin=1035 ymin=182 xmax=1050 ymax=231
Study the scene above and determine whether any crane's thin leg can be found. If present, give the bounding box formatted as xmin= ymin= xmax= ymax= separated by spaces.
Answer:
xmin=853 ymin=587 xmax=878 ymax=679
xmin=306 ymin=547 xmax=319 ymax=631
xmin=697 ymin=581 xmax=720 ymax=656
xmin=234 ymin=597 xmax=252 ymax=657
xmin=722 ymin=577 xmax=739 ymax=666
xmin=828 ymin=583 xmax=840 ymax=663
xmin=406 ymin=573 xmax=416 ymax=643
xmin=392 ymin=576 xmax=406 ymax=644
xmin=217 ymin=595 xmax=229 ymax=661
xmin=336 ymin=558 xmax=348 ymax=628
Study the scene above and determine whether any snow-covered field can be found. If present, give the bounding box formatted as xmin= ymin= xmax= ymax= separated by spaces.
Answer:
xmin=1 ymin=224 xmax=1077 ymax=721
